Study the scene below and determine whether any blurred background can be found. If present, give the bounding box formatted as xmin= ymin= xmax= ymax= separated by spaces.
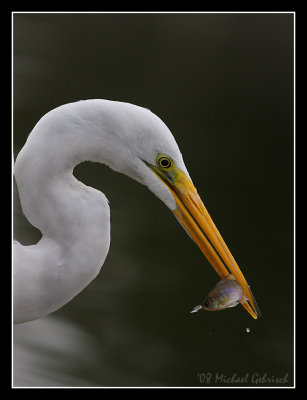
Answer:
xmin=13 ymin=12 xmax=294 ymax=387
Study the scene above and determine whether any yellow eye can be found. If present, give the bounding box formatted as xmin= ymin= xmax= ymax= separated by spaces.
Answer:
xmin=157 ymin=155 xmax=172 ymax=169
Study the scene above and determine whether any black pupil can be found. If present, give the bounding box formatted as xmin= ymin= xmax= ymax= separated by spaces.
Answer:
xmin=160 ymin=158 xmax=170 ymax=167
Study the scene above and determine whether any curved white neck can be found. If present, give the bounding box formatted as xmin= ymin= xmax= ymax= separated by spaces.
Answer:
xmin=13 ymin=99 xmax=187 ymax=323
xmin=15 ymin=106 xmax=107 ymax=240
xmin=13 ymin=101 xmax=118 ymax=322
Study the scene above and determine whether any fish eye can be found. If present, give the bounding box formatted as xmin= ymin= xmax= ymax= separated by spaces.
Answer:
xmin=203 ymin=300 xmax=210 ymax=308
xmin=157 ymin=155 xmax=172 ymax=169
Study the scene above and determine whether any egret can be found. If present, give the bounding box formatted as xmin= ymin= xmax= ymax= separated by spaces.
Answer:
xmin=13 ymin=99 xmax=260 ymax=324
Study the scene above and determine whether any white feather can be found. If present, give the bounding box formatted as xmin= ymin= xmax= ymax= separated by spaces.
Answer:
xmin=14 ymin=99 xmax=189 ymax=323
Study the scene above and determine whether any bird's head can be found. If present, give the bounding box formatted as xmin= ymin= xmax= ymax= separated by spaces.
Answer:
xmin=89 ymin=100 xmax=259 ymax=319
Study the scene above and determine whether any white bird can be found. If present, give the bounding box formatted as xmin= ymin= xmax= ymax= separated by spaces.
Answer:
xmin=13 ymin=99 xmax=260 ymax=324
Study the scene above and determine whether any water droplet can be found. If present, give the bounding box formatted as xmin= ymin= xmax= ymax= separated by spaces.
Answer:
xmin=246 ymin=327 xmax=251 ymax=333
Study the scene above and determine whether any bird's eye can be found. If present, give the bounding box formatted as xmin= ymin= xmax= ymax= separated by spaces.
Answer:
xmin=157 ymin=155 xmax=172 ymax=169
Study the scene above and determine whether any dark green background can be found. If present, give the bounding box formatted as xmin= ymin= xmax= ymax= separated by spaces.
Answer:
xmin=13 ymin=13 xmax=294 ymax=387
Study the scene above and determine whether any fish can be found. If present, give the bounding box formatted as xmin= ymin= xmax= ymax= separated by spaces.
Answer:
xmin=190 ymin=274 xmax=247 ymax=313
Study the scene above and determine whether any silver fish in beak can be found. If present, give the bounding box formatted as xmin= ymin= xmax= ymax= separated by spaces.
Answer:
xmin=191 ymin=274 xmax=248 ymax=313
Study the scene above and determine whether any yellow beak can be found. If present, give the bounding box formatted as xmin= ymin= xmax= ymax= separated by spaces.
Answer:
xmin=149 ymin=162 xmax=260 ymax=319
